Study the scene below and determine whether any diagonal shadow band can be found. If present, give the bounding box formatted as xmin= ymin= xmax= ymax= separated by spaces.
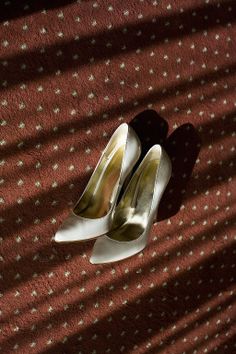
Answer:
xmin=0 ymin=0 xmax=232 ymax=24
xmin=207 ymin=333 xmax=236 ymax=354
xmin=1 ymin=130 xmax=107 ymax=181
xmin=0 ymin=172 xmax=90 ymax=237
xmin=163 ymin=79 xmax=236 ymax=118
xmin=186 ymin=320 xmax=236 ymax=354
xmin=185 ymin=317 xmax=236 ymax=354
xmin=147 ymin=294 xmax=236 ymax=354
xmin=2 ymin=215 xmax=235 ymax=351
xmin=196 ymin=109 xmax=236 ymax=139
xmin=190 ymin=154 xmax=236 ymax=197
xmin=0 ymin=0 xmax=76 ymax=23
xmin=0 ymin=0 xmax=235 ymax=90
xmin=21 ymin=242 xmax=235 ymax=354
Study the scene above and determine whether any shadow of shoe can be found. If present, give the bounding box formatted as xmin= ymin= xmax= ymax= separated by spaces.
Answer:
xmin=129 ymin=110 xmax=201 ymax=221
xmin=157 ymin=123 xmax=201 ymax=220
xmin=117 ymin=109 xmax=169 ymax=202
xmin=129 ymin=109 xmax=169 ymax=159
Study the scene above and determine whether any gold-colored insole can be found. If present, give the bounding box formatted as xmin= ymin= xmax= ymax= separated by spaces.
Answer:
xmin=108 ymin=159 xmax=159 ymax=241
xmin=74 ymin=146 xmax=125 ymax=219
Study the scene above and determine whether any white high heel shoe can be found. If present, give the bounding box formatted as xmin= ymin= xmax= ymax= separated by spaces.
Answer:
xmin=54 ymin=123 xmax=141 ymax=242
xmin=90 ymin=145 xmax=172 ymax=264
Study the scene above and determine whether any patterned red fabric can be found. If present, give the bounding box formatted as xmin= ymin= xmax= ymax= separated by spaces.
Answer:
xmin=1 ymin=0 xmax=235 ymax=353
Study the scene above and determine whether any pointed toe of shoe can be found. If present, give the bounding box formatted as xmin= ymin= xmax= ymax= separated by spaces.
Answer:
xmin=54 ymin=213 xmax=111 ymax=243
xmin=90 ymin=236 xmax=142 ymax=264
xmin=54 ymin=229 xmax=65 ymax=243
xmin=54 ymin=213 xmax=87 ymax=243
xmin=89 ymin=253 xmax=101 ymax=265
xmin=90 ymin=236 xmax=115 ymax=264
xmin=54 ymin=216 xmax=77 ymax=243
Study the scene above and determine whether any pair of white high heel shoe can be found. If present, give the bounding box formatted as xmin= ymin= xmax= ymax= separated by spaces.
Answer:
xmin=54 ymin=123 xmax=172 ymax=264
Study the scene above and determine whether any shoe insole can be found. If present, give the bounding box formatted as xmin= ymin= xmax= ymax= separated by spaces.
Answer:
xmin=108 ymin=158 xmax=159 ymax=241
xmin=74 ymin=145 xmax=125 ymax=219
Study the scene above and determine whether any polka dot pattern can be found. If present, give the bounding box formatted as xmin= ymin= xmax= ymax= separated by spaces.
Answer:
xmin=0 ymin=0 xmax=236 ymax=353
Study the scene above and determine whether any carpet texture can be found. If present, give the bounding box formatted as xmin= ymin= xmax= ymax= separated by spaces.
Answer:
xmin=0 ymin=0 xmax=236 ymax=353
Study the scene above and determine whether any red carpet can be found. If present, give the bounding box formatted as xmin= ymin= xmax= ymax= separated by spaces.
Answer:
xmin=1 ymin=0 xmax=236 ymax=353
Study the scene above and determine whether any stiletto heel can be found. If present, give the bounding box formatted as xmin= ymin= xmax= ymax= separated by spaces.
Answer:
xmin=90 ymin=145 xmax=172 ymax=264
xmin=54 ymin=123 xmax=141 ymax=242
